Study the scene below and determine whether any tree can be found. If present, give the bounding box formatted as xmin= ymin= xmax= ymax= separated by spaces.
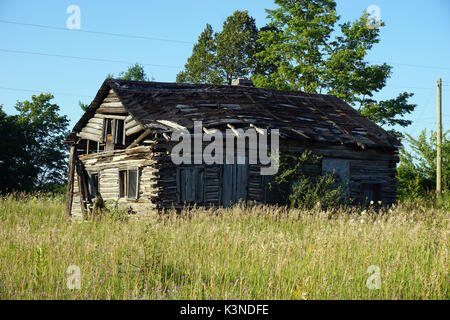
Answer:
xmin=0 ymin=106 xmax=32 ymax=192
xmin=111 ymin=63 xmax=150 ymax=81
xmin=177 ymin=11 xmax=259 ymax=85
xmin=397 ymin=129 xmax=449 ymax=199
xmin=79 ymin=101 xmax=89 ymax=112
xmin=215 ymin=10 xmax=259 ymax=84
xmin=253 ymin=0 xmax=416 ymax=132
xmin=176 ymin=24 xmax=221 ymax=84
xmin=0 ymin=94 xmax=70 ymax=192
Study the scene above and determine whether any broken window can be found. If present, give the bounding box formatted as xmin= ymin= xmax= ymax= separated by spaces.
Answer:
xmin=114 ymin=119 xmax=125 ymax=146
xmin=103 ymin=118 xmax=113 ymax=143
xmin=119 ymin=169 xmax=139 ymax=199
xmin=88 ymin=173 xmax=99 ymax=198
xmin=103 ymin=118 xmax=126 ymax=148
xmin=177 ymin=167 xmax=205 ymax=203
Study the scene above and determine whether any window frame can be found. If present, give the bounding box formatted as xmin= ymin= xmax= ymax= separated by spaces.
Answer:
xmin=119 ymin=168 xmax=139 ymax=200
xmin=89 ymin=173 xmax=99 ymax=198
xmin=103 ymin=118 xmax=126 ymax=147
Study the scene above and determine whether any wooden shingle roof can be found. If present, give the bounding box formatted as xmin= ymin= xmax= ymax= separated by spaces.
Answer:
xmin=69 ymin=79 xmax=400 ymax=151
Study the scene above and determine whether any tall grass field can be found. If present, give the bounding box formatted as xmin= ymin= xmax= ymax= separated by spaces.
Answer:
xmin=0 ymin=194 xmax=448 ymax=300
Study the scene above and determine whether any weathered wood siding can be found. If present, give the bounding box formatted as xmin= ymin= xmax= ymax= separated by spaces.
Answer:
xmin=71 ymin=173 xmax=83 ymax=218
xmin=76 ymin=90 xmax=130 ymax=142
xmin=75 ymin=146 xmax=158 ymax=215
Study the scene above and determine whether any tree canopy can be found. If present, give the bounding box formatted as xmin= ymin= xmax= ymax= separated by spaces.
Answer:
xmin=178 ymin=1 xmax=416 ymax=135
xmin=253 ymin=0 xmax=416 ymax=135
xmin=177 ymin=10 xmax=259 ymax=85
xmin=0 ymin=94 xmax=69 ymax=193
xmin=107 ymin=63 xmax=150 ymax=81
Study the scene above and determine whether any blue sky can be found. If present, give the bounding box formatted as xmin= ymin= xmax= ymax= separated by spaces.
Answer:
xmin=0 ymin=0 xmax=449 ymax=138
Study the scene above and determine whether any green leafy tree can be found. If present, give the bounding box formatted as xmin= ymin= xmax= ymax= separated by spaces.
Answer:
xmin=113 ymin=63 xmax=150 ymax=81
xmin=177 ymin=11 xmax=259 ymax=85
xmin=0 ymin=94 xmax=70 ymax=192
xmin=253 ymin=0 xmax=416 ymax=132
xmin=397 ymin=129 xmax=449 ymax=198
xmin=176 ymin=24 xmax=221 ymax=84
xmin=215 ymin=10 xmax=259 ymax=84
xmin=79 ymin=101 xmax=89 ymax=112
xmin=0 ymin=105 xmax=31 ymax=192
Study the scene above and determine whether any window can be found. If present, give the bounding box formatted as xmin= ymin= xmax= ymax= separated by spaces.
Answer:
xmin=114 ymin=119 xmax=125 ymax=145
xmin=177 ymin=167 xmax=205 ymax=203
xmin=322 ymin=158 xmax=350 ymax=197
xmin=89 ymin=173 xmax=99 ymax=197
xmin=128 ymin=169 xmax=138 ymax=199
xmin=103 ymin=118 xmax=125 ymax=147
xmin=119 ymin=169 xmax=139 ymax=199
xmin=103 ymin=118 xmax=113 ymax=143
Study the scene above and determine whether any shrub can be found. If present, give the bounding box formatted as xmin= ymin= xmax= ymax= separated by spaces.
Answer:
xmin=268 ymin=150 xmax=344 ymax=209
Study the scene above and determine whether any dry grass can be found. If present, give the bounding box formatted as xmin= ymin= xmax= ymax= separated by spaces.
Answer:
xmin=0 ymin=194 xmax=448 ymax=300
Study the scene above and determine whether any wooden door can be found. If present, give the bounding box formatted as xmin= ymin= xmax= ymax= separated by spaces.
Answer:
xmin=222 ymin=159 xmax=248 ymax=208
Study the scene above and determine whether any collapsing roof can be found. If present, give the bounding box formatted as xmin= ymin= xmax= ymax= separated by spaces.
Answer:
xmin=68 ymin=79 xmax=400 ymax=151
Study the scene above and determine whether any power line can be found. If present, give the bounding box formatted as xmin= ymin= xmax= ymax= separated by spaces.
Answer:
xmin=0 ymin=85 xmax=93 ymax=98
xmin=2 ymin=47 xmax=445 ymax=89
xmin=1 ymin=19 xmax=450 ymax=72
xmin=0 ymin=19 xmax=193 ymax=45
xmin=0 ymin=48 xmax=182 ymax=69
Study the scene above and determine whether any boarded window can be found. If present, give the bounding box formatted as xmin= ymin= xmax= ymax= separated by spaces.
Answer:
xmin=177 ymin=167 xmax=205 ymax=203
xmin=119 ymin=169 xmax=139 ymax=199
xmin=361 ymin=183 xmax=382 ymax=204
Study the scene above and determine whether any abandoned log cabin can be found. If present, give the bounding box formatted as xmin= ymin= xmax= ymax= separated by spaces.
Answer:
xmin=64 ymin=78 xmax=400 ymax=217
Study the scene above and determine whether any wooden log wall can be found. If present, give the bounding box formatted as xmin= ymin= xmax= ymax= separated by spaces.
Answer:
xmin=71 ymin=146 xmax=158 ymax=216
xmin=77 ymin=90 xmax=130 ymax=143
xmin=71 ymin=123 xmax=399 ymax=215
xmin=279 ymin=139 xmax=398 ymax=205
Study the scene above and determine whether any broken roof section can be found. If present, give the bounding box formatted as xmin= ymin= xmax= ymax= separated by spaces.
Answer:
xmin=68 ymin=79 xmax=400 ymax=151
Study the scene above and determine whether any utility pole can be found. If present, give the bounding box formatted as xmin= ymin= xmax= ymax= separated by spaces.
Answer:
xmin=436 ymin=78 xmax=442 ymax=201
